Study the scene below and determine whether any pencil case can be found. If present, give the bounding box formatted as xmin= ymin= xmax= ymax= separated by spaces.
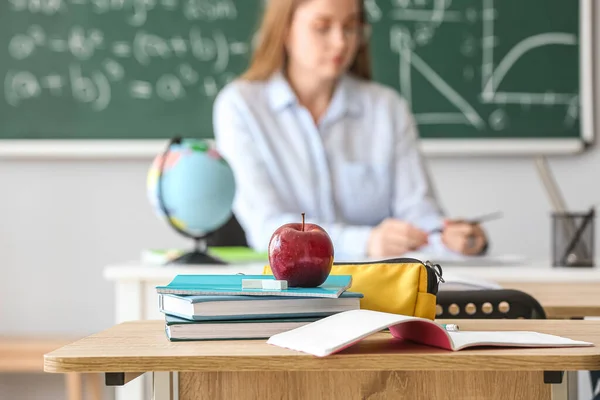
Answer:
xmin=263 ymin=258 xmax=443 ymax=320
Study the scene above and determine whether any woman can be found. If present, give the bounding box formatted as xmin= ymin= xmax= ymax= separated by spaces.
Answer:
xmin=213 ymin=0 xmax=488 ymax=260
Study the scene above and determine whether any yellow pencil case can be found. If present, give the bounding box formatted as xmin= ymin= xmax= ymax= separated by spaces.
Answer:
xmin=263 ymin=258 xmax=443 ymax=320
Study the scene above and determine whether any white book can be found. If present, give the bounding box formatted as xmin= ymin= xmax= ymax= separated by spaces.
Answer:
xmin=158 ymin=292 xmax=362 ymax=321
xmin=403 ymin=251 xmax=527 ymax=267
xmin=267 ymin=310 xmax=593 ymax=357
xmin=438 ymin=272 xmax=502 ymax=291
xmin=165 ymin=315 xmax=320 ymax=341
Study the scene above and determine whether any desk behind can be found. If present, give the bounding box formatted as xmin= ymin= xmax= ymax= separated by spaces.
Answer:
xmin=103 ymin=260 xmax=600 ymax=320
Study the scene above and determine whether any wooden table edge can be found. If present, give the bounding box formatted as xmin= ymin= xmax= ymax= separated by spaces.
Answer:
xmin=43 ymin=352 xmax=600 ymax=374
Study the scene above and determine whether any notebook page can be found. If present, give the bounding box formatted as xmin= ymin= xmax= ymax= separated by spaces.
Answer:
xmin=267 ymin=310 xmax=419 ymax=357
xmin=448 ymin=331 xmax=593 ymax=351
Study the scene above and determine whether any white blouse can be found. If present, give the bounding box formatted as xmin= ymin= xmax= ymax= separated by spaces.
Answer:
xmin=213 ymin=71 xmax=450 ymax=260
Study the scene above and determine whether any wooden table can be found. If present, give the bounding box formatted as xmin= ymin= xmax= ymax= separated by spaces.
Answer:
xmin=102 ymin=261 xmax=600 ymax=400
xmin=44 ymin=319 xmax=600 ymax=400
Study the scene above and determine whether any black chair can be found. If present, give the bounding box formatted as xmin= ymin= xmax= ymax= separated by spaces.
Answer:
xmin=435 ymin=289 xmax=547 ymax=320
xmin=206 ymin=214 xmax=248 ymax=247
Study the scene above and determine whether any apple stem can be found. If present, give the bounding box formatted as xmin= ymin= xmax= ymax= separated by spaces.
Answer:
xmin=301 ymin=213 xmax=305 ymax=232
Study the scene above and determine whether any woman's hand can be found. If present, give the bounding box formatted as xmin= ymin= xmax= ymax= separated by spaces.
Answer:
xmin=441 ymin=219 xmax=488 ymax=256
xmin=367 ymin=218 xmax=429 ymax=258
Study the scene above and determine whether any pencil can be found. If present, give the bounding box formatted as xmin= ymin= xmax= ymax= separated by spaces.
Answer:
xmin=429 ymin=211 xmax=503 ymax=234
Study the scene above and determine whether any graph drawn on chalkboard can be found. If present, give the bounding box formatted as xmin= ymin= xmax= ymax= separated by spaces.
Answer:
xmin=377 ymin=0 xmax=594 ymax=155
xmin=390 ymin=25 xmax=486 ymax=130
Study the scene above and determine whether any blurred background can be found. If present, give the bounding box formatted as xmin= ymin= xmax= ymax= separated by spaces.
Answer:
xmin=1 ymin=0 xmax=598 ymax=399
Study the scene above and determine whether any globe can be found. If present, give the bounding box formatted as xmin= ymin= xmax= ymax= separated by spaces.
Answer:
xmin=147 ymin=137 xmax=236 ymax=264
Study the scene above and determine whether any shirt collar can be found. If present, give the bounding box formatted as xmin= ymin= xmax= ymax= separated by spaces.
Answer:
xmin=266 ymin=71 xmax=362 ymax=119
xmin=266 ymin=71 xmax=296 ymax=111
xmin=325 ymin=74 xmax=362 ymax=122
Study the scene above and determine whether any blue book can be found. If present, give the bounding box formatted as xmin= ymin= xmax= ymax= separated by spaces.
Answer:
xmin=164 ymin=314 xmax=322 ymax=341
xmin=156 ymin=274 xmax=353 ymax=298
xmin=159 ymin=291 xmax=363 ymax=321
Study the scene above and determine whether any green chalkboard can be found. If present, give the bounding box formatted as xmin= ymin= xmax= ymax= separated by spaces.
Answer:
xmin=369 ymin=0 xmax=590 ymax=148
xmin=1 ymin=0 xmax=260 ymax=140
xmin=0 ymin=0 xmax=592 ymax=153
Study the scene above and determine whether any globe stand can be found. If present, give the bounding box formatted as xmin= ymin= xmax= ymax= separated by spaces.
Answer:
xmin=166 ymin=237 xmax=226 ymax=265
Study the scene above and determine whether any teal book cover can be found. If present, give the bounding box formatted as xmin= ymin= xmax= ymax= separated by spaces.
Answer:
xmin=156 ymin=274 xmax=353 ymax=298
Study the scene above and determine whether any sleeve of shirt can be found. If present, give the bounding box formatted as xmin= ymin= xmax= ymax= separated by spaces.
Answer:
xmin=212 ymin=84 xmax=373 ymax=259
xmin=389 ymin=95 xmax=455 ymax=256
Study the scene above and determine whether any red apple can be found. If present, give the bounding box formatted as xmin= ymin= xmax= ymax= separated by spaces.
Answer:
xmin=268 ymin=213 xmax=334 ymax=287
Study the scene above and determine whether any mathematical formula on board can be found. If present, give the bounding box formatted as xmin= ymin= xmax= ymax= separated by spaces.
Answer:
xmin=3 ymin=0 xmax=581 ymax=134
xmin=8 ymin=0 xmax=239 ymax=23
xmin=4 ymin=0 xmax=248 ymax=111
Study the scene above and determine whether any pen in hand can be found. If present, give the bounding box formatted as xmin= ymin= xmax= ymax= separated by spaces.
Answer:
xmin=429 ymin=211 xmax=503 ymax=234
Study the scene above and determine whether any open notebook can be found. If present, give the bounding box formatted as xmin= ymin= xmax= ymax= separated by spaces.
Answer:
xmin=267 ymin=310 xmax=593 ymax=357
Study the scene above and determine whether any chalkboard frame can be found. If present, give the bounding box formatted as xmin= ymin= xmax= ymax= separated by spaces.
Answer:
xmin=0 ymin=0 xmax=595 ymax=159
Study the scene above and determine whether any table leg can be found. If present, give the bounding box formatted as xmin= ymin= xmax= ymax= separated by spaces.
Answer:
xmin=114 ymin=281 xmax=145 ymax=400
xmin=65 ymin=373 xmax=82 ymax=400
xmin=86 ymin=373 xmax=103 ymax=400
xmin=549 ymin=371 xmax=579 ymax=400
xmin=153 ymin=372 xmax=174 ymax=400
xmin=178 ymin=370 xmax=551 ymax=400
xmin=567 ymin=371 xmax=579 ymax=400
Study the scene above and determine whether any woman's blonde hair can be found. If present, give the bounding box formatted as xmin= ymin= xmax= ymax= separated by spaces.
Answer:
xmin=240 ymin=0 xmax=372 ymax=81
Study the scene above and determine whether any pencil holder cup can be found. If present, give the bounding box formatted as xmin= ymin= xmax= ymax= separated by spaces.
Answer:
xmin=552 ymin=211 xmax=595 ymax=267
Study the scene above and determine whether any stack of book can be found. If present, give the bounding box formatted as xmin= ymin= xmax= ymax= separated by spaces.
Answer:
xmin=155 ymin=274 xmax=362 ymax=341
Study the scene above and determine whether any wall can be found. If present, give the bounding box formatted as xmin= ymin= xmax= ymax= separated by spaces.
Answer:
xmin=0 ymin=160 xmax=191 ymax=399
xmin=429 ymin=148 xmax=600 ymax=259
xmin=1 ymin=9 xmax=598 ymax=400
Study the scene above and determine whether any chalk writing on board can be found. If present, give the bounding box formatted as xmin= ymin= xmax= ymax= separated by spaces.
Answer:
xmin=389 ymin=0 xmax=579 ymax=129
xmin=2 ymin=0 xmax=580 ymax=133
xmin=9 ymin=0 xmax=238 ymax=25
xmin=364 ymin=0 xmax=382 ymax=22
xmin=4 ymin=0 xmax=247 ymax=111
